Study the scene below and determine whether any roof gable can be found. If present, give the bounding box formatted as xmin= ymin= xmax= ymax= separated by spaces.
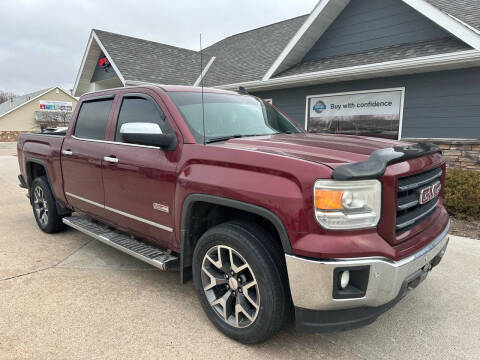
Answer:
xmin=72 ymin=31 xmax=125 ymax=96
xmin=73 ymin=16 xmax=308 ymax=92
xmin=302 ymin=0 xmax=455 ymax=61
xmin=264 ymin=0 xmax=480 ymax=80
xmin=94 ymin=30 xmax=208 ymax=87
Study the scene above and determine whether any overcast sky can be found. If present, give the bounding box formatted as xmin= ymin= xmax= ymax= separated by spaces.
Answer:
xmin=0 ymin=0 xmax=317 ymax=95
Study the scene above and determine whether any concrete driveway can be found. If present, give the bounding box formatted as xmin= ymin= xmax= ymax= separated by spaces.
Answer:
xmin=1 ymin=142 xmax=479 ymax=360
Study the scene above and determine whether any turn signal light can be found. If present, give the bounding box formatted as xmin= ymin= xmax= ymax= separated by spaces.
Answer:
xmin=314 ymin=189 xmax=344 ymax=210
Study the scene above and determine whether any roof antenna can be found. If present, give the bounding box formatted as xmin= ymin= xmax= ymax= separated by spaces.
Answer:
xmin=200 ymin=33 xmax=206 ymax=145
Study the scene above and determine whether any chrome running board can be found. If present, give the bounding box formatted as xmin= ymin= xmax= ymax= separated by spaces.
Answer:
xmin=62 ymin=215 xmax=179 ymax=271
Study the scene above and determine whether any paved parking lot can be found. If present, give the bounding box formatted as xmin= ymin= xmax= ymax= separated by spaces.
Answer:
xmin=1 ymin=142 xmax=479 ymax=359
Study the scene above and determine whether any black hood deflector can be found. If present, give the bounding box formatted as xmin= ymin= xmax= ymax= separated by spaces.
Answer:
xmin=332 ymin=142 xmax=441 ymax=180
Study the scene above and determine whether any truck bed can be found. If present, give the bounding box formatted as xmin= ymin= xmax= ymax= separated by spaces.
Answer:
xmin=17 ymin=132 xmax=67 ymax=205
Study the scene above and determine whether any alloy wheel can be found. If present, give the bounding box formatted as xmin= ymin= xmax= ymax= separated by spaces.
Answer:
xmin=33 ymin=185 xmax=49 ymax=226
xmin=201 ymin=245 xmax=260 ymax=328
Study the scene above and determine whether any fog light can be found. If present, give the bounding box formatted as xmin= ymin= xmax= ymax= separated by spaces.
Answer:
xmin=333 ymin=266 xmax=369 ymax=299
xmin=340 ymin=270 xmax=350 ymax=289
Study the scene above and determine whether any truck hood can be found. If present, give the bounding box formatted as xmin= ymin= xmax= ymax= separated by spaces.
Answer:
xmin=217 ymin=133 xmax=409 ymax=168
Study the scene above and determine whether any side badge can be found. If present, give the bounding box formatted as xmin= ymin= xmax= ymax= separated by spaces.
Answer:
xmin=153 ymin=203 xmax=169 ymax=213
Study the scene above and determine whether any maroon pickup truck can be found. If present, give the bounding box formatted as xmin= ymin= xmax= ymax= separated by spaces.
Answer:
xmin=17 ymin=85 xmax=450 ymax=343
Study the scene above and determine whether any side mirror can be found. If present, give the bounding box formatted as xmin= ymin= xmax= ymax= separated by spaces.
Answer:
xmin=120 ymin=122 xmax=177 ymax=150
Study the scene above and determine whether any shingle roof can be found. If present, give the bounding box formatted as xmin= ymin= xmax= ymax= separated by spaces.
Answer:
xmin=201 ymin=15 xmax=308 ymax=86
xmin=94 ymin=29 xmax=211 ymax=85
xmin=88 ymin=0 xmax=480 ymax=89
xmin=0 ymin=88 xmax=51 ymax=117
xmin=94 ymin=16 xmax=307 ymax=87
xmin=426 ymin=0 xmax=480 ymax=32
xmin=276 ymin=37 xmax=471 ymax=78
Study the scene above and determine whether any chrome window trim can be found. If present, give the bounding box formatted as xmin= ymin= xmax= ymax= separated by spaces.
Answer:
xmin=71 ymin=135 xmax=161 ymax=149
xmin=65 ymin=192 xmax=173 ymax=232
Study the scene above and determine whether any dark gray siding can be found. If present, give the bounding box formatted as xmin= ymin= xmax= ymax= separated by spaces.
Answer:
xmin=303 ymin=0 xmax=451 ymax=61
xmin=91 ymin=55 xmax=118 ymax=82
xmin=252 ymin=68 xmax=480 ymax=139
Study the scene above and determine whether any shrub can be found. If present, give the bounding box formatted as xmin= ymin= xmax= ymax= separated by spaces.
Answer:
xmin=443 ymin=168 xmax=480 ymax=220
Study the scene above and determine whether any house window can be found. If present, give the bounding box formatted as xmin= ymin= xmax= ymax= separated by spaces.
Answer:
xmin=305 ymin=88 xmax=405 ymax=140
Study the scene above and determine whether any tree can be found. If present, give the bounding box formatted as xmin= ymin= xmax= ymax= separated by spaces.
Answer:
xmin=56 ymin=110 xmax=71 ymax=126
xmin=0 ymin=90 xmax=17 ymax=105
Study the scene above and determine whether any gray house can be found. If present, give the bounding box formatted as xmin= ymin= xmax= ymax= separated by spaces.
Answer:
xmin=73 ymin=0 xmax=480 ymax=158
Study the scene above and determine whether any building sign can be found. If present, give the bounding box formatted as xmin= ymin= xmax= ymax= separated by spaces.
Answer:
xmin=39 ymin=100 xmax=73 ymax=111
xmin=306 ymin=88 xmax=404 ymax=140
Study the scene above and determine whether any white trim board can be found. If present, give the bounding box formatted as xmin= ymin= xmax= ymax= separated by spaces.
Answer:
xmin=193 ymin=56 xmax=216 ymax=87
xmin=263 ymin=0 xmax=350 ymax=80
xmin=92 ymin=31 xmax=126 ymax=86
xmin=72 ymin=33 xmax=94 ymax=97
xmin=0 ymin=87 xmax=76 ymax=119
xmin=218 ymin=50 xmax=480 ymax=92
xmin=304 ymin=87 xmax=405 ymax=140
xmin=402 ymin=0 xmax=480 ymax=51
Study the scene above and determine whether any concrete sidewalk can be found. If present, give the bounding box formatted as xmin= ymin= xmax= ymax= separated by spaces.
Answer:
xmin=0 ymin=141 xmax=16 ymax=156
xmin=0 ymin=153 xmax=479 ymax=359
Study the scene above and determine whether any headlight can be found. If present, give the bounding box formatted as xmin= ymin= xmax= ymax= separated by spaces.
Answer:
xmin=314 ymin=179 xmax=381 ymax=230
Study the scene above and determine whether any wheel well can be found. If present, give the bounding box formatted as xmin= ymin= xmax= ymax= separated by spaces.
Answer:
xmin=26 ymin=162 xmax=47 ymax=187
xmin=181 ymin=199 xmax=288 ymax=283
xmin=25 ymin=161 xmax=70 ymax=216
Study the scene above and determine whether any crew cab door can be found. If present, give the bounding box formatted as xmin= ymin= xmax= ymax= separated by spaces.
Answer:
xmin=101 ymin=92 xmax=178 ymax=248
xmin=61 ymin=96 xmax=115 ymax=218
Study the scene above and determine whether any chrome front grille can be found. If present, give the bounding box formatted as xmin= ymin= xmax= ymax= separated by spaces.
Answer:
xmin=396 ymin=167 xmax=442 ymax=233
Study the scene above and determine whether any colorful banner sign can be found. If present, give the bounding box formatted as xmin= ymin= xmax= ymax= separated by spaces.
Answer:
xmin=39 ymin=100 xmax=73 ymax=111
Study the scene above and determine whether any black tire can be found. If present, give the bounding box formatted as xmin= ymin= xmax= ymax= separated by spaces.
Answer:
xmin=192 ymin=220 xmax=291 ymax=344
xmin=30 ymin=176 xmax=67 ymax=233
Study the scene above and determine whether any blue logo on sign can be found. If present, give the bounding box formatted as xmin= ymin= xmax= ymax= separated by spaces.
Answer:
xmin=313 ymin=100 xmax=326 ymax=114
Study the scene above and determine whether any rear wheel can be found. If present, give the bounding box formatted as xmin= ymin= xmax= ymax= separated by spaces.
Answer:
xmin=192 ymin=221 xmax=290 ymax=344
xmin=31 ymin=176 xmax=67 ymax=233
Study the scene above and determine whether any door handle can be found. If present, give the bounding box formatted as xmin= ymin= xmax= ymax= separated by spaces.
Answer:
xmin=62 ymin=149 xmax=73 ymax=156
xmin=104 ymin=156 xmax=118 ymax=163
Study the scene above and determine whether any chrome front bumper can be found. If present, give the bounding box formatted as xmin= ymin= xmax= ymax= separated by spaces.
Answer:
xmin=286 ymin=221 xmax=450 ymax=311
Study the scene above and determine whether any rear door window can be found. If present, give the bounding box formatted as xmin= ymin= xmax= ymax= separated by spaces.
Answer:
xmin=74 ymin=98 xmax=113 ymax=140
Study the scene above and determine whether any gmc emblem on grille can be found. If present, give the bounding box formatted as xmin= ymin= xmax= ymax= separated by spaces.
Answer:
xmin=419 ymin=181 xmax=441 ymax=205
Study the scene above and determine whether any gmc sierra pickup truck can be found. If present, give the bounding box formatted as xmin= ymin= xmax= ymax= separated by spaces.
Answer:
xmin=17 ymin=85 xmax=450 ymax=344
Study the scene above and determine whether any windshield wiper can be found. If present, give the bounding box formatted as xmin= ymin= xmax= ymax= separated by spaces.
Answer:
xmin=206 ymin=133 xmax=284 ymax=144
xmin=206 ymin=134 xmax=245 ymax=144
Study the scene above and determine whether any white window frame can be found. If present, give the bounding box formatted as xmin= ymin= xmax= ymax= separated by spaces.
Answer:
xmin=304 ymin=87 xmax=406 ymax=140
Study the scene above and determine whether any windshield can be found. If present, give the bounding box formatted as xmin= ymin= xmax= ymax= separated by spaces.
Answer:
xmin=168 ymin=91 xmax=303 ymax=143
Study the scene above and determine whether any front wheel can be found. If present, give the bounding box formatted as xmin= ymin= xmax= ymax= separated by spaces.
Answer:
xmin=31 ymin=176 xmax=67 ymax=233
xmin=192 ymin=221 xmax=290 ymax=344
